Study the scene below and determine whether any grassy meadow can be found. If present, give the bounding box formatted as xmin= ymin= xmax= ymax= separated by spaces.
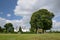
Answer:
xmin=0 ymin=33 xmax=60 ymax=40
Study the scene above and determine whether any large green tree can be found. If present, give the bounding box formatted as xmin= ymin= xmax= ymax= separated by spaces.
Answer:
xmin=4 ymin=23 xmax=14 ymax=33
xmin=30 ymin=9 xmax=54 ymax=33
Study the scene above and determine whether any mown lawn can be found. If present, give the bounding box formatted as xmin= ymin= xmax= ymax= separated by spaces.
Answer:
xmin=0 ymin=33 xmax=60 ymax=40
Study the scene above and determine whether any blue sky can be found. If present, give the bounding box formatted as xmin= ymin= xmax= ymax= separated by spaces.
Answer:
xmin=0 ymin=0 xmax=22 ymax=20
xmin=0 ymin=0 xmax=60 ymax=32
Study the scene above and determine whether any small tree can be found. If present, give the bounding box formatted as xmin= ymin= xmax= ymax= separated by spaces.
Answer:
xmin=0 ymin=26 xmax=5 ymax=33
xmin=4 ymin=23 xmax=14 ymax=33
xmin=19 ymin=27 xmax=22 ymax=33
xmin=0 ymin=26 xmax=3 ymax=33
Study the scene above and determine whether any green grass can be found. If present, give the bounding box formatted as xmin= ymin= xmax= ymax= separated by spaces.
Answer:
xmin=0 ymin=33 xmax=60 ymax=40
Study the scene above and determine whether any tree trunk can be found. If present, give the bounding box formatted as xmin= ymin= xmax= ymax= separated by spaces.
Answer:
xmin=37 ymin=30 xmax=38 ymax=34
xmin=42 ymin=29 xmax=46 ymax=33
xmin=42 ymin=29 xmax=44 ymax=33
xmin=36 ymin=28 xmax=38 ymax=34
xmin=44 ymin=30 xmax=46 ymax=33
xmin=36 ymin=27 xmax=38 ymax=34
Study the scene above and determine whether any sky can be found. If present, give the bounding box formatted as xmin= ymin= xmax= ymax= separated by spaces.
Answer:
xmin=0 ymin=0 xmax=60 ymax=32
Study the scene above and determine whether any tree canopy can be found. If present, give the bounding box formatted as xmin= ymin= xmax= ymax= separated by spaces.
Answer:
xmin=30 ymin=9 xmax=54 ymax=33
xmin=19 ymin=27 xmax=22 ymax=33
xmin=4 ymin=23 xmax=14 ymax=33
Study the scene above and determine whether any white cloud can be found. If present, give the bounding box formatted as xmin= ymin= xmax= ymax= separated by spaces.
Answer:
xmin=22 ymin=29 xmax=30 ymax=32
xmin=19 ymin=16 xmax=31 ymax=29
xmin=0 ymin=17 xmax=6 ymax=28
xmin=14 ymin=0 xmax=37 ymax=16
xmin=52 ymin=20 xmax=60 ymax=31
xmin=7 ymin=14 xmax=11 ymax=17
xmin=55 ymin=22 xmax=60 ymax=27
xmin=14 ymin=0 xmax=60 ymax=18
xmin=17 ymin=0 xmax=37 ymax=9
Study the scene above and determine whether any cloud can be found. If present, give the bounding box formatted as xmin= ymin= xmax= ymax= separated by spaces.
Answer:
xmin=13 ymin=0 xmax=60 ymax=31
xmin=14 ymin=0 xmax=60 ymax=18
xmin=7 ymin=14 xmax=11 ymax=17
xmin=39 ymin=0 xmax=60 ymax=17
xmin=0 ymin=17 xmax=6 ymax=28
xmin=14 ymin=0 xmax=37 ymax=16
xmin=52 ymin=20 xmax=60 ymax=31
